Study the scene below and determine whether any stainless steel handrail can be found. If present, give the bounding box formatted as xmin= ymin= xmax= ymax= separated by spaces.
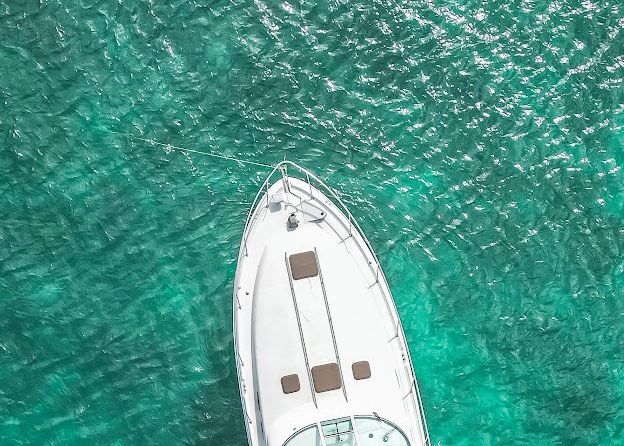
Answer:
xmin=285 ymin=252 xmax=318 ymax=408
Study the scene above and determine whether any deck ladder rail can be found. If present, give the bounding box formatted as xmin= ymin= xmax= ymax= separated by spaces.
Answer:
xmin=284 ymin=252 xmax=318 ymax=408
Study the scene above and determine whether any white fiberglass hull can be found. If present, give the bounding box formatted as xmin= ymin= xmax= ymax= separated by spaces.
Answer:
xmin=233 ymin=162 xmax=429 ymax=446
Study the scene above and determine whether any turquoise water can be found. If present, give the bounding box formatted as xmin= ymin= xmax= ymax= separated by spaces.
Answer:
xmin=1 ymin=0 xmax=623 ymax=444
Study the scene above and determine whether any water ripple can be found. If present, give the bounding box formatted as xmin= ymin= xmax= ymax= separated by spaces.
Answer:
xmin=0 ymin=0 xmax=623 ymax=444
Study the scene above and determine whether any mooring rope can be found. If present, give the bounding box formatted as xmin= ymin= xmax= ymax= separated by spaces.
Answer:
xmin=111 ymin=130 xmax=275 ymax=169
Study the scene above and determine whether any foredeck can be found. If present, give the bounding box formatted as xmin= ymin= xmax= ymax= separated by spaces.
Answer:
xmin=234 ymin=166 xmax=428 ymax=446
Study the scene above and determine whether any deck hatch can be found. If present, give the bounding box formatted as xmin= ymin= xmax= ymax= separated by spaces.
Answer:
xmin=311 ymin=363 xmax=342 ymax=393
xmin=281 ymin=374 xmax=301 ymax=394
xmin=352 ymin=361 xmax=371 ymax=380
xmin=289 ymin=251 xmax=319 ymax=280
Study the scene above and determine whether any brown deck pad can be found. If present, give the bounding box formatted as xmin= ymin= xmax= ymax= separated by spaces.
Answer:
xmin=311 ymin=363 xmax=342 ymax=393
xmin=289 ymin=251 xmax=319 ymax=280
xmin=352 ymin=361 xmax=371 ymax=380
xmin=281 ymin=374 xmax=301 ymax=394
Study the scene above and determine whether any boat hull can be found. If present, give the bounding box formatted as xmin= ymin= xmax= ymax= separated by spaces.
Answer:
xmin=233 ymin=164 xmax=429 ymax=446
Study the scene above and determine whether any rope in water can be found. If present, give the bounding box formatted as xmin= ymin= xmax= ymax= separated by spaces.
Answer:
xmin=111 ymin=130 xmax=275 ymax=169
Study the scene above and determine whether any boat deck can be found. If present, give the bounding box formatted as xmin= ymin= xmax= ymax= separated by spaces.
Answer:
xmin=234 ymin=172 xmax=427 ymax=446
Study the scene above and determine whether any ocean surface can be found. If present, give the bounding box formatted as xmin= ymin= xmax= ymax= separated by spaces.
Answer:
xmin=1 ymin=0 xmax=623 ymax=444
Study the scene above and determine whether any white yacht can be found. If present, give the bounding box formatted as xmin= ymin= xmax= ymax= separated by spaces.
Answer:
xmin=233 ymin=162 xmax=430 ymax=446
